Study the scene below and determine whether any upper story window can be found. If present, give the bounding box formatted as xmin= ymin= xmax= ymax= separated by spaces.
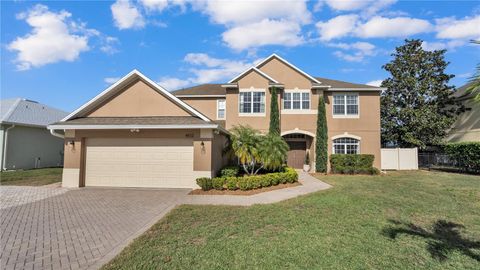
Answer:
xmin=217 ymin=99 xmax=226 ymax=119
xmin=333 ymin=137 xmax=359 ymax=154
xmin=284 ymin=91 xmax=310 ymax=110
xmin=333 ymin=93 xmax=359 ymax=117
xmin=239 ymin=91 xmax=265 ymax=114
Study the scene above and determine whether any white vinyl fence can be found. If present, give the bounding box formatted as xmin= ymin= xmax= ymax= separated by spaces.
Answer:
xmin=381 ymin=148 xmax=418 ymax=170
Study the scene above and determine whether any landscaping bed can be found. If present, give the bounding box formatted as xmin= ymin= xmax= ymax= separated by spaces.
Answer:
xmin=195 ymin=166 xmax=298 ymax=192
xmin=189 ymin=182 xmax=301 ymax=195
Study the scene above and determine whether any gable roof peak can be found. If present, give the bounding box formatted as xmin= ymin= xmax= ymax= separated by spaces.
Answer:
xmin=228 ymin=66 xmax=279 ymax=84
xmin=62 ymin=69 xmax=211 ymax=122
xmin=256 ymin=54 xmax=321 ymax=84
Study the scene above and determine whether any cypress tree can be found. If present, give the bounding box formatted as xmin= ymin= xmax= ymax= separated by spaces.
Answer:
xmin=269 ymin=87 xmax=280 ymax=135
xmin=315 ymin=94 xmax=328 ymax=173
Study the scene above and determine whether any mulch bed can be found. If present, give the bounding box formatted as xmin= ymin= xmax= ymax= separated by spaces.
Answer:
xmin=189 ymin=182 xmax=301 ymax=196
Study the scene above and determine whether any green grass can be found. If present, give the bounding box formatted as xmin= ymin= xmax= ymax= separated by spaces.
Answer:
xmin=102 ymin=171 xmax=480 ymax=270
xmin=0 ymin=168 xmax=62 ymax=186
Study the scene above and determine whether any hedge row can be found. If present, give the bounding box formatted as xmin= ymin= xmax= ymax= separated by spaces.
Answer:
xmin=196 ymin=167 xmax=298 ymax=191
xmin=330 ymin=154 xmax=379 ymax=175
xmin=444 ymin=142 xmax=480 ymax=174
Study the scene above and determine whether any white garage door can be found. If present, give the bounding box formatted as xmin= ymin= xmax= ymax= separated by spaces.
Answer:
xmin=85 ymin=138 xmax=195 ymax=188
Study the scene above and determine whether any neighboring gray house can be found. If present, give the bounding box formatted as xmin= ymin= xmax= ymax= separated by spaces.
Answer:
xmin=446 ymin=83 xmax=480 ymax=143
xmin=1 ymin=98 xmax=68 ymax=170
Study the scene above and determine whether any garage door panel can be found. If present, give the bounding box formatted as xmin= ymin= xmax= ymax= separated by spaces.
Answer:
xmin=85 ymin=138 xmax=195 ymax=188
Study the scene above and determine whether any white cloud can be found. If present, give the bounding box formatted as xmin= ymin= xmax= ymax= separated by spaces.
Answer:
xmin=366 ymin=80 xmax=383 ymax=87
xmin=157 ymin=76 xmax=191 ymax=90
xmin=140 ymin=0 xmax=168 ymax=12
xmin=435 ymin=15 xmax=480 ymax=40
xmin=323 ymin=0 xmax=366 ymax=11
xmin=457 ymin=72 xmax=472 ymax=79
xmin=329 ymin=41 xmax=377 ymax=62
xmin=100 ymin=36 xmax=120 ymax=54
xmin=318 ymin=15 xmax=433 ymax=40
xmin=111 ymin=0 xmax=145 ymax=29
xmin=196 ymin=0 xmax=311 ymax=26
xmin=158 ymin=53 xmax=253 ymax=90
xmin=323 ymin=0 xmax=397 ymax=16
xmin=8 ymin=5 xmax=90 ymax=70
xmin=421 ymin=40 xmax=466 ymax=51
xmin=104 ymin=77 xmax=120 ymax=84
xmin=223 ymin=19 xmax=304 ymax=51
xmin=185 ymin=53 xmax=251 ymax=84
xmin=355 ymin=16 xmax=432 ymax=38
xmin=316 ymin=15 xmax=358 ymax=41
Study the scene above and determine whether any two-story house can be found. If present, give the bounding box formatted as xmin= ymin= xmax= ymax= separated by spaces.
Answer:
xmin=49 ymin=54 xmax=383 ymax=188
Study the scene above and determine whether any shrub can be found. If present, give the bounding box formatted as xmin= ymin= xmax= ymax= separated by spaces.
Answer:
xmin=219 ymin=166 xmax=239 ymax=177
xmin=330 ymin=154 xmax=378 ymax=175
xmin=197 ymin=167 xmax=299 ymax=191
xmin=225 ymin=177 xmax=238 ymax=190
xmin=444 ymin=142 xmax=480 ymax=173
xmin=212 ymin=177 xmax=226 ymax=190
xmin=315 ymin=95 xmax=328 ymax=173
xmin=196 ymin=177 xmax=212 ymax=191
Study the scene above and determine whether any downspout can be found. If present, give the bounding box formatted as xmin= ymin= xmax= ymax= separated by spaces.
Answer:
xmin=2 ymin=125 xmax=15 ymax=171
xmin=50 ymin=128 xmax=65 ymax=139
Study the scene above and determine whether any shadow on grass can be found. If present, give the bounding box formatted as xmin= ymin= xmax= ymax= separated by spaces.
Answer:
xmin=382 ymin=219 xmax=480 ymax=261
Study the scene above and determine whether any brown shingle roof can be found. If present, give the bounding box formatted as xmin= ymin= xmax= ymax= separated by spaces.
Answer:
xmin=315 ymin=77 xmax=383 ymax=89
xmin=50 ymin=116 xmax=212 ymax=126
xmin=171 ymin=77 xmax=382 ymax=97
xmin=172 ymin=84 xmax=226 ymax=96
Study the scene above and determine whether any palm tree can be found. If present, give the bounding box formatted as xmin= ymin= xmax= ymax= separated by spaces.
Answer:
xmin=229 ymin=125 xmax=261 ymax=175
xmin=467 ymin=40 xmax=480 ymax=102
xmin=229 ymin=125 xmax=289 ymax=175
xmin=258 ymin=133 xmax=289 ymax=171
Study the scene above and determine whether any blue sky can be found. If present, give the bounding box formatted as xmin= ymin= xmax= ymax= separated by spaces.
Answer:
xmin=1 ymin=0 xmax=479 ymax=112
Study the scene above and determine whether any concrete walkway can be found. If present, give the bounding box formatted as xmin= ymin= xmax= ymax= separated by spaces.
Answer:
xmin=183 ymin=171 xmax=332 ymax=206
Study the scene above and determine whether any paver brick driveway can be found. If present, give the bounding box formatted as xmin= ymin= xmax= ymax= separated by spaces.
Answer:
xmin=0 ymin=186 xmax=189 ymax=270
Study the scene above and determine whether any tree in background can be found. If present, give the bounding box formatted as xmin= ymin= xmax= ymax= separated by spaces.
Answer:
xmin=315 ymin=94 xmax=328 ymax=173
xmin=381 ymin=39 xmax=463 ymax=149
xmin=269 ymin=87 xmax=280 ymax=135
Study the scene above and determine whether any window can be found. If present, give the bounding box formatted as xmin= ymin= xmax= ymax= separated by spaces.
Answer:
xmin=217 ymin=99 xmax=226 ymax=119
xmin=333 ymin=137 xmax=359 ymax=154
xmin=284 ymin=91 xmax=310 ymax=110
xmin=239 ymin=91 xmax=265 ymax=114
xmin=333 ymin=93 xmax=358 ymax=116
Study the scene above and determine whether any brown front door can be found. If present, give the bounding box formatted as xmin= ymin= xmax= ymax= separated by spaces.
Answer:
xmin=286 ymin=141 xmax=306 ymax=169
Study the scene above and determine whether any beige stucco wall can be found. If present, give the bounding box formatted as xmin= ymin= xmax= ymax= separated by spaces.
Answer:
xmin=325 ymin=91 xmax=381 ymax=168
xmin=211 ymin=132 xmax=228 ymax=176
xmin=226 ymin=71 xmax=272 ymax=132
xmin=258 ymin=57 xmax=313 ymax=89
xmin=62 ymin=129 xmax=222 ymax=187
xmin=1 ymin=125 xmax=64 ymax=170
xmin=86 ymin=80 xmax=191 ymax=117
xmin=446 ymin=97 xmax=480 ymax=142
xmin=181 ymin=97 xmax=222 ymax=120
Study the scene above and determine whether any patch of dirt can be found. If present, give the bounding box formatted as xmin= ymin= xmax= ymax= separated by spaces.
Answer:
xmin=189 ymin=182 xmax=301 ymax=196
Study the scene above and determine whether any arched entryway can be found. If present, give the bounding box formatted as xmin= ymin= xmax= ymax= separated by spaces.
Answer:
xmin=281 ymin=131 xmax=314 ymax=169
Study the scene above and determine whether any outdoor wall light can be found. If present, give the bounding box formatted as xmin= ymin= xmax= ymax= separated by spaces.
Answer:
xmin=130 ymin=129 xmax=140 ymax=133
xmin=67 ymin=140 xmax=75 ymax=149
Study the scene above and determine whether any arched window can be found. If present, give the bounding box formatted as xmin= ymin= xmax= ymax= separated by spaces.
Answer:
xmin=333 ymin=138 xmax=359 ymax=154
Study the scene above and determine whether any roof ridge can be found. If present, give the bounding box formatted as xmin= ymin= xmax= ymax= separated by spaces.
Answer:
xmin=1 ymin=98 xmax=22 ymax=122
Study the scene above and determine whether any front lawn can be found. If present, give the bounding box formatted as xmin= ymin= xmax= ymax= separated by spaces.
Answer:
xmin=0 ymin=168 xmax=62 ymax=186
xmin=102 ymin=171 xmax=480 ymax=270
